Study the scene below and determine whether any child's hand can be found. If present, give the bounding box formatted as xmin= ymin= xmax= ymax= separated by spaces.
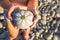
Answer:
xmin=28 ymin=9 xmax=40 ymax=30
xmin=7 ymin=4 xmax=27 ymax=21
xmin=7 ymin=5 xmax=18 ymax=20
xmin=5 ymin=0 xmax=40 ymax=40
xmin=5 ymin=5 xmax=20 ymax=39
xmin=27 ymin=0 xmax=40 ymax=29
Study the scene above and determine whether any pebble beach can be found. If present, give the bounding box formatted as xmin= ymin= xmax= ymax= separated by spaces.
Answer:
xmin=0 ymin=0 xmax=60 ymax=40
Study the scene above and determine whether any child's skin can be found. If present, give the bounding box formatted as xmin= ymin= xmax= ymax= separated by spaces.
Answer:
xmin=0 ymin=0 xmax=40 ymax=40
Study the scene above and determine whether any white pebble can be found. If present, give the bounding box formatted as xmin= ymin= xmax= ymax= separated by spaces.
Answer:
xmin=53 ymin=35 xmax=58 ymax=40
xmin=47 ymin=0 xmax=52 ymax=3
xmin=41 ymin=20 xmax=46 ymax=25
xmin=56 ymin=13 xmax=60 ymax=18
xmin=0 ymin=6 xmax=4 ymax=14
xmin=52 ymin=20 xmax=56 ymax=24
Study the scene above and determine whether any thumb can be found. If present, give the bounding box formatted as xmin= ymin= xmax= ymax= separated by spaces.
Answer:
xmin=8 ymin=15 xmax=12 ymax=21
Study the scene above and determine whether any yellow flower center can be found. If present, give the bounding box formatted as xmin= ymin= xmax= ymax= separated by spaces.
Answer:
xmin=21 ymin=15 xmax=25 ymax=20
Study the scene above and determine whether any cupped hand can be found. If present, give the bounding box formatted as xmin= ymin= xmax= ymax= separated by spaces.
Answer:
xmin=4 ymin=0 xmax=39 ymax=40
xmin=8 ymin=4 xmax=40 ymax=30
xmin=5 ymin=5 xmax=20 ymax=39
xmin=7 ymin=5 xmax=18 ymax=21
xmin=27 ymin=9 xmax=40 ymax=30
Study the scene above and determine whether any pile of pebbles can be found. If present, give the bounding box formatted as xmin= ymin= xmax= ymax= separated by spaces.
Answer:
xmin=0 ymin=0 xmax=60 ymax=40
xmin=34 ymin=0 xmax=60 ymax=40
xmin=0 ymin=6 xmax=7 ymax=40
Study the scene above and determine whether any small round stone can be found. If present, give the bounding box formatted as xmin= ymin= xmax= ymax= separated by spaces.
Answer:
xmin=52 ymin=20 xmax=56 ymax=24
xmin=41 ymin=20 xmax=46 ymax=25
xmin=0 ymin=16 xmax=4 ymax=20
xmin=56 ymin=13 xmax=60 ymax=18
xmin=0 ymin=6 xmax=4 ymax=14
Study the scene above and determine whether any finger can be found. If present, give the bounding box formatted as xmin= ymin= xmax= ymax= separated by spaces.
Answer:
xmin=8 ymin=5 xmax=18 ymax=20
xmin=30 ymin=15 xmax=40 ymax=29
xmin=30 ymin=22 xmax=36 ymax=30
xmin=14 ymin=26 xmax=19 ymax=30
xmin=23 ymin=27 xmax=30 ymax=36
xmin=23 ymin=28 xmax=30 ymax=40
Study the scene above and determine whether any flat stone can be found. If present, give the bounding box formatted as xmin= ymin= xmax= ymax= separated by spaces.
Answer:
xmin=54 ymin=28 xmax=58 ymax=33
xmin=41 ymin=20 xmax=46 ymax=25
xmin=53 ymin=35 xmax=58 ymax=40
xmin=56 ymin=13 xmax=60 ymax=18
xmin=52 ymin=20 xmax=56 ymax=24
xmin=36 ymin=32 xmax=40 ymax=37
xmin=47 ymin=0 xmax=52 ymax=3
xmin=46 ymin=33 xmax=53 ymax=40
xmin=0 ymin=16 xmax=4 ymax=20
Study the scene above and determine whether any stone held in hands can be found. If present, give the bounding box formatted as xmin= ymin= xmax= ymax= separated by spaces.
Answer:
xmin=12 ymin=8 xmax=34 ymax=29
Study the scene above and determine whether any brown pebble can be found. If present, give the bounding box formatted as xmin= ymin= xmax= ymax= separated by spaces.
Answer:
xmin=0 ymin=22 xmax=3 ymax=28
xmin=0 ymin=16 xmax=4 ymax=20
